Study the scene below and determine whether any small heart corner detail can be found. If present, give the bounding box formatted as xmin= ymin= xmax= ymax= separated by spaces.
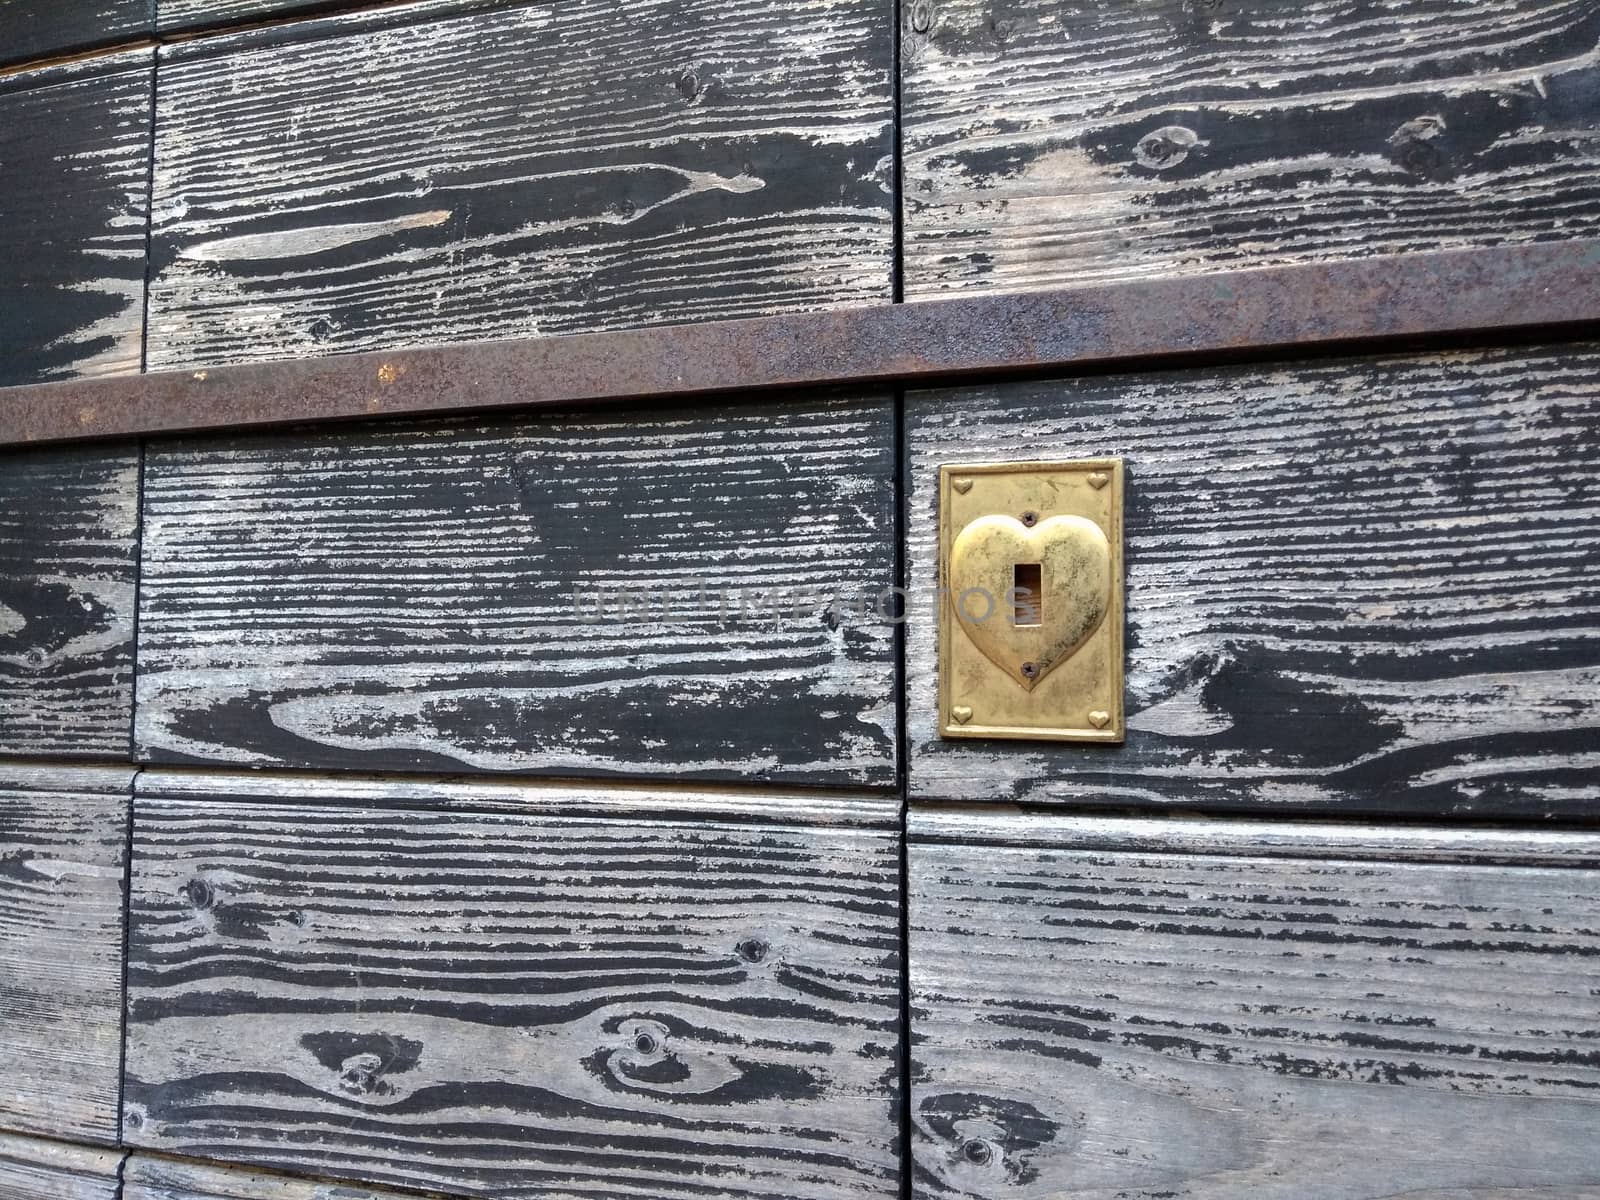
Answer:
xmin=1088 ymin=710 xmax=1111 ymax=729
xmin=952 ymin=705 xmax=973 ymax=724
xmin=951 ymin=478 xmax=974 ymax=494
xmin=1087 ymin=472 xmax=1110 ymax=490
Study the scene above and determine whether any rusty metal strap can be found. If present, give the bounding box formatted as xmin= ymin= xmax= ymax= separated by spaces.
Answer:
xmin=4 ymin=238 xmax=1598 ymax=447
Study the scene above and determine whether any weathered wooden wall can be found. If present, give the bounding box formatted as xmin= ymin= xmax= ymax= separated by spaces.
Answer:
xmin=905 ymin=342 xmax=1600 ymax=817
xmin=124 ymin=771 xmax=903 ymax=1199
xmin=0 ymin=447 xmax=140 ymax=758
xmin=146 ymin=0 xmax=893 ymax=371
xmin=2 ymin=1 xmax=1599 ymax=1198
xmin=0 ymin=4 xmax=151 ymax=69
xmin=901 ymin=0 xmax=1600 ymax=295
xmin=0 ymin=1131 xmax=123 ymax=1200
xmin=123 ymin=1155 xmax=414 ymax=1200
xmin=908 ymin=809 xmax=1600 ymax=1198
xmin=0 ymin=764 xmax=133 ymax=1145
xmin=135 ymin=396 xmax=897 ymax=783
xmin=0 ymin=52 xmax=153 ymax=387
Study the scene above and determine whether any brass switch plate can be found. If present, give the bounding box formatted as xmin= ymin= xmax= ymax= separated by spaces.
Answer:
xmin=938 ymin=459 xmax=1124 ymax=742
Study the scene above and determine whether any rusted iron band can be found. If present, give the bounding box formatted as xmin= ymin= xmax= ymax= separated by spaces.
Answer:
xmin=4 ymin=238 xmax=1597 ymax=446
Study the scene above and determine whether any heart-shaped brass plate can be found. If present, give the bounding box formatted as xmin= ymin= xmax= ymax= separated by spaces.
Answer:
xmin=949 ymin=514 xmax=1111 ymax=690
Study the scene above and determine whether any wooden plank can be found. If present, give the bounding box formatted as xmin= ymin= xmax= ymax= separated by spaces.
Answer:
xmin=123 ymin=775 xmax=904 ymax=1199
xmin=157 ymin=0 xmax=372 ymax=30
xmin=909 ymin=811 xmax=1600 ymax=1199
xmin=155 ymin=0 xmax=507 ymax=35
xmin=125 ymin=1154 xmax=414 ymax=1200
xmin=901 ymin=0 xmax=1600 ymax=296
xmin=137 ymin=767 xmax=901 ymax=827
xmin=0 ymin=52 xmax=153 ymax=385
xmin=905 ymin=342 xmax=1600 ymax=817
xmin=0 ymin=445 xmax=140 ymax=758
xmin=135 ymin=394 xmax=897 ymax=785
xmin=146 ymin=0 xmax=893 ymax=371
xmin=0 ymin=3 xmax=151 ymax=67
xmin=911 ymin=808 xmax=1600 ymax=868
xmin=0 ymin=764 xmax=134 ymax=1144
xmin=0 ymin=1132 xmax=123 ymax=1200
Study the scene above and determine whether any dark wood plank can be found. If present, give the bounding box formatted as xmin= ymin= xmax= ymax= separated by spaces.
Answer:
xmin=0 ymin=52 xmax=153 ymax=385
xmin=0 ymin=1132 xmax=123 ymax=1200
xmin=156 ymin=0 xmax=368 ymax=30
xmin=124 ymin=1154 xmax=414 ymax=1200
xmin=902 ymin=0 xmax=1600 ymax=296
xmin=146 ymin=0 xmax=893 ymax=371
xmin=0 ymin=2 xmax=151 ymax=67
xmin=155 ymin=0 xmax=498 ymax=34
xmin=906 ymin=342 xmax=1600 ymax=817
xmin=909 ymin=809 xmax=1600 ymax=1199
xmin=0 ymin=445 xmax=140 ymax=758
xmin=123 ymin=774 xmax=904 ymax=1200
xmin=135 ymin=394 xmax=897 ymax=785
xmin=0 ymin=764 xmax=134 ymax=1144
xmin=155 ymin=0 xmax=505 ymax=33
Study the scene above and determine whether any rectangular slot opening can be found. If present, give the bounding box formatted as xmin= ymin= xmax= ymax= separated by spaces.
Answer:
xmin=1013 ymin=562 xmax=1042 ymax=626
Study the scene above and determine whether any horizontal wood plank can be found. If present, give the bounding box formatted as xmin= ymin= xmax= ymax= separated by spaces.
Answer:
xmin=154 ymin=0 xmax=514 ymax=35
xmin=906 ymin=342 xmax=1600 ymax=817
xmin=909 ymin=815 xmax=1600 ymax=1198
xmin=138 ymin=767 xmax=901 ymax=827
xmin=0 ymin=445 xmax=140 ymax=758
xmin=123 ymin=779 xmax=903 ymax=1199
xmin=0 ymin=1132 xmax=124 ymax=1200
xmin=124 ymin=1154 xmax=415 ymax=1200
xmin=0 ymin=3 xmax=151 ymax=68
xmin=135 ymin=394 xmax=897 ymax=784
xmin=911 ymin=807 xmax=1600 ymax=867
xmin=0 ymin=764 xmax=134 ymax=1144
xmin=156 ymin=0 xmax=395 ymax=29
xmin=146 ymin=0 xmax=893 ymax=370
xmin=0 ymin=52 xmax=153 ymax=386
xmin=902 ymin=0 xmax=1600 ymax=295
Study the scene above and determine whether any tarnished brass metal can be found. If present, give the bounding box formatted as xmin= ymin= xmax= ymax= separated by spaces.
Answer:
xmin=938 ymin=460 xmax=1124 ymax=742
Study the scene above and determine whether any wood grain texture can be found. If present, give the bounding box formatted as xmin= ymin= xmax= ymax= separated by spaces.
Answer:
xmin=135 ymin=395 xmax=897 ymax=785
xmin=0 ymin=763 xmax=135 ymax=1144
xmin=123 ymin=778 xmax=904 ymax=1199
xmin=138 ymin=767 xmax=901 ymax=828
xmin=0 ymin=52 xmax=153 ymax=385
xmin=901 ymin=0 xmax=1600 ymax=296
xmin=906 ymin=342 xmax=1600 ymax=817
xmin=154 ymin=0 xmax=505 ymax=34
xmin=0 ymin=445 xmax=140 ymax=758
xmin=909 ymin=812 xmax=1600 ymax=1199
xmin=156 ymin=0 xmax=379 ymax=30
xmin=0 ymin=1132 xmax=123 ymax=1200
xmin=146 ymin=0 xmax=892 ymax=371
xmin=912 ymin=808 xmax=1600 ymax=868
xmin=124 ymin=1154 xmax=416 ymax=1200
xmin=0 ymin=2 xmax=151 ymax=67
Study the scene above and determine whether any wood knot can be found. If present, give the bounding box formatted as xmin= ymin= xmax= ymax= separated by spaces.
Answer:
xmin=1387 ymin=115 xmax=1448 ymax=177
xmin=736 ymin=937 xmax=769 ymax=964
xmin=338 ymin=1052 xmax=387 ymax=1096
xmin=1134 ymin=125 xmax=1202 ymax=170
xmin=301 ymin=1031 xmax=423 ymax=1100
xmin=910 ymin=1 xmax=933 ymax=33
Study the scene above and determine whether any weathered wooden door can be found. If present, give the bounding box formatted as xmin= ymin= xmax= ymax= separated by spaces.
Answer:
xmin=2 ymin=2 xmax=1597 ymax=1198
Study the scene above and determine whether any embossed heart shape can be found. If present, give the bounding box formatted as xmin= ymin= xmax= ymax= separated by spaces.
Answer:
xmin=949 ymin=514 xmax=1111 ymax=690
